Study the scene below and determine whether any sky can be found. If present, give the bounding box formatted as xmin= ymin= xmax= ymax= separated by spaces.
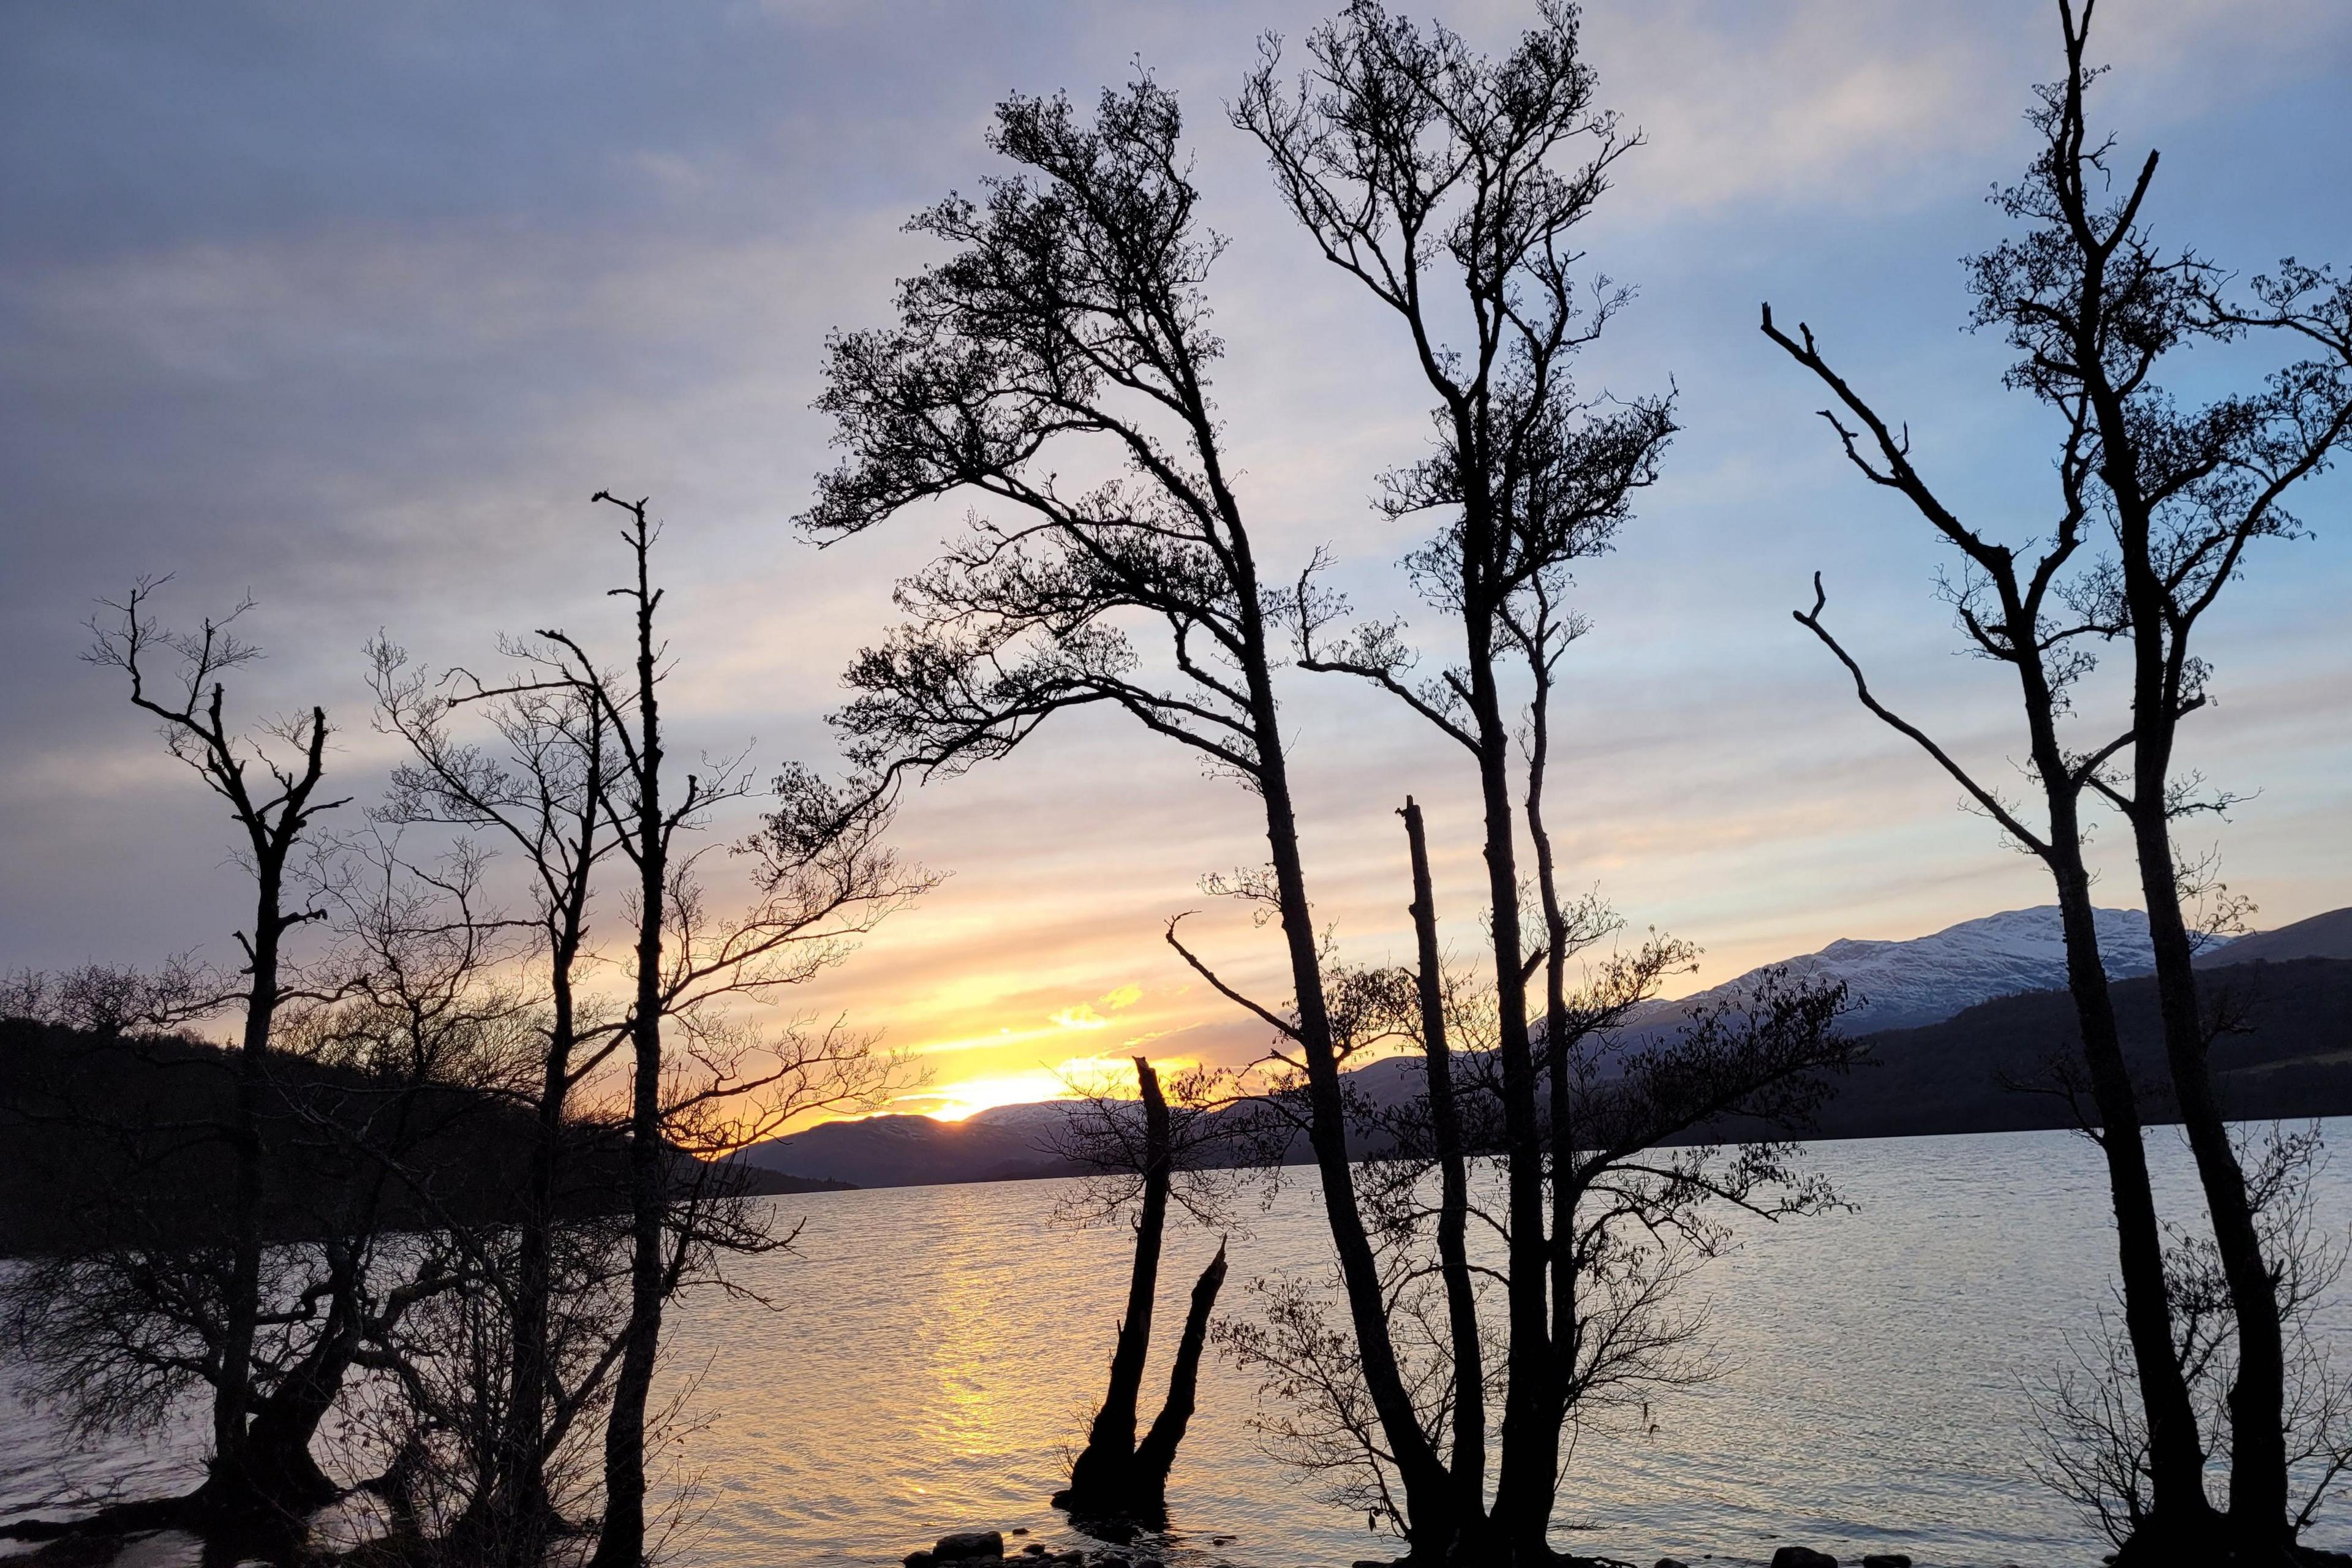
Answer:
xmin=3 ymin=0 xmax=2349 ymax=1121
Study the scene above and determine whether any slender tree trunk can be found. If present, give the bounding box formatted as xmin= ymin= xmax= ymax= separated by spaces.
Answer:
xmin=2096 ymin=338 xmax=2285 ymax=1545
xmin=1235 ymin=586 xmax=1455 ymax=1554
xmin=497 ymin=744 xmax=600 ymax=1564
xmin=593 ymin=533 xmax=669 ymax=1568
xmin=1063 ymin=1058 xmax=1172 ymax=1510
xmin=1129 ymin=1242 xmax=1230 ymax=1509
xmin=1460 ymin=623 xmax=1554 ymax=1565
xmin=2128 ymin=780 xmax=2287 ymax=1548
xmin=592 ymin=876 xmax=664 ymax=1568
xmin=1403 ymin=798 xmax=1488 ymax=1544
xmin=2037 ymin=823 xmax=2215 ymax=1544
xmin=1523 ymin=710 xmax=1581 ymax=1497
xmin=494 ymin=980 xmax=576 ymax=1564
xmin=201 ymin=858 xmax=287 ymax=1519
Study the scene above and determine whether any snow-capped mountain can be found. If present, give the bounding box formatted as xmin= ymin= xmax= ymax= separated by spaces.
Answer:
xmin=1666 ymin=905 xmax=2174 ymax=1036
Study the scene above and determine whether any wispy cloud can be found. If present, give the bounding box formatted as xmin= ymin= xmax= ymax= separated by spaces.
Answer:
xmin=3 ymin=0 xmax=2346 ymax=1115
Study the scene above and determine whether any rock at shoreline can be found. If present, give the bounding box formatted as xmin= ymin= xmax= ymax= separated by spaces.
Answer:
xmin=1862 ymin=1555 xmax=1913 ymax=1568
xmin=1656 ymin=1558 xmax=1692 ymax=1568
xmin=905 ymin=1534 xmax=1098 ymax=1568
xmin=1771 ymin=1550 xmax=1838 ymax=1568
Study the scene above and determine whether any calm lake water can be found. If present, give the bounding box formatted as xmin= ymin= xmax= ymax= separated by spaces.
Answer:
xmin=6 ymin=1125 xmax=2351 ymax=1568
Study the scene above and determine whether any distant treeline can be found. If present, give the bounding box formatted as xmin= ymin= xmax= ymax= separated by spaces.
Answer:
xmin=0 ymin=1018 xmax=839 ymax=1257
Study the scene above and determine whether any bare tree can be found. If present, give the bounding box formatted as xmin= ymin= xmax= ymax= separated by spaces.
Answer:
xmin=371 ymin=630 xmax=621 ymax=1565
xmin=1765 ymin=4 xmax=2352 ymax=1558
xmin=452 ymin=494 xmax=929 ymax=1568
xmin=268 ymin=835 xmax=633 ymax=1568
xmin=379 ymin=497 xmax=924 ymax=1568
xmin=0 ymin=959 xmax=211 ymax=1037
xmin=802 ymin=77 xmax=1456 ymax=1541
xmin=1238 ymin=4 xmax=1785 ymax=1555
xmin=0 ymin=839 xmax=516 ymax=1552
xmin=1969 ymin=6 xmax=2352 ymax=1553
xmin=78 ymin=579 xmax=349 ymax=1523
xmin=247 ymin=838 xmax=531 ymax=1517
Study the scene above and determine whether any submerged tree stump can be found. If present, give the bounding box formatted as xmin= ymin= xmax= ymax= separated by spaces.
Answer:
xmin=1052 ymin=1058 xmax=1229 ymax=1521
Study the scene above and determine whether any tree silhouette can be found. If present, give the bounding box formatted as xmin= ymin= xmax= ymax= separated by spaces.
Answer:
xmin=803 ymin=77 xmax=1456 ymax=1537
xmin=1766 ymin=2 xmax=2352 ymax=1558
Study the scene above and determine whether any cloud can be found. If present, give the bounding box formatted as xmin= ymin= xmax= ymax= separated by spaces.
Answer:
xmin=2 ymin=0 xmax=2348 ymax=1118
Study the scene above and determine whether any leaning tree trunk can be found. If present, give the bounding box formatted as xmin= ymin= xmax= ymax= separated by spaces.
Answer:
xmin=1237 ymin=595 xmax=1457 ymax=1550
xmin=1403 ymin=797 xmax=1490 ymax=1544
xmin=2089 ymin=427 xmax=2271 ymax=1550
xmin=236 ymin=1268 xmax=359 ymax=1515
xmin=1060 ymin=1058 xmax=1173 ymax=1514
xmin=2052 ymin=863 xmax=2218 ymax=1540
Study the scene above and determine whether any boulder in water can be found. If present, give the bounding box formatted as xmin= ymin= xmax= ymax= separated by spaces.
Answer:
xmin=1771 ymin=1551 xmax=1838 ymax=1568
xmin=934 ymin=1530 xmax=1005 ymax=1561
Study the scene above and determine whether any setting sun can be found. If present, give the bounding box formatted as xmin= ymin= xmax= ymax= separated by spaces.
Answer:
xmin=897 ymin=1050 xmax=1207 ymax=1121
xmin=911 ymin=1071 xmax=1080 ymax=1122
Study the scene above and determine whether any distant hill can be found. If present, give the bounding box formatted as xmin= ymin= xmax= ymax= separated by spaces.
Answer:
xmin=2195 ymin=905 xmax=2352 ymax=968
xmin=0 ymin=1017 xmax=816 ymax=1256
xmin=25 ymin=908 xmax=2326 ymax=1216
xmin=736 ymin=1100 xmax=1083 ymax=1190
xmin=741 ymin=909 xmax=2352 ymax=1189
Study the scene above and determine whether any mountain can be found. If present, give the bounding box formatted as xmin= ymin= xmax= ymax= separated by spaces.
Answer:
xmin=1649 ymin=905 xmax=2168 ymax=1038
xmin=1712 ymin=954 xmax=2352 ymax=1144
xmin=2195 ymin=905 xmax=2352 ymax=968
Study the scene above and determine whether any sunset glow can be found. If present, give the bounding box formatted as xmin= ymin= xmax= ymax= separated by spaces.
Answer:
xmin=906 ymin=1072 xmax=1082 ymax=1122
xmin=6 ymin=4 xmax=2351 ymax=1565
xmin=889 ymin=1047 xmax=1210 ymax=1122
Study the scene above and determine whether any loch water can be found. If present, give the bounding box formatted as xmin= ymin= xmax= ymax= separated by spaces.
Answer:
xmin=6 ymin=1125 xmax=2351 ymax=1568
